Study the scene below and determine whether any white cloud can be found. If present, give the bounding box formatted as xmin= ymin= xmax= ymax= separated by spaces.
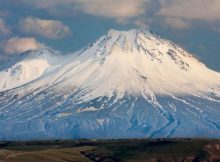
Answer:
xmin=20 ymin=0 xmax=149 ymax=21
xmin=157 ymin=0 xmax=220 ymax=21
xmin=73 ymin=0 xmax=148 ymax=19
xmin=19 ymin=17 xmax=71 ymax=39
xmin=0 ymin=19 xmax=10 ymax=35
xmin=2 ymin=37 xmax=45 ymax=54
xmin=164 ymin=17 xmax=190 ymax=29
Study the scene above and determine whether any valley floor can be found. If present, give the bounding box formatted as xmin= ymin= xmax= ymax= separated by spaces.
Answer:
xmin=0 ymin=139 xmax=220 ymax=162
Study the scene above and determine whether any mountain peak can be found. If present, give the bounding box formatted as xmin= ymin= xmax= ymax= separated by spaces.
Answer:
xmin=0 ymin=48 xmax=62 ymax=91
xmin=85 ymin=28 xmax=201 ymax=73
xmin=106 ymin=28 xmax=151 ymax=46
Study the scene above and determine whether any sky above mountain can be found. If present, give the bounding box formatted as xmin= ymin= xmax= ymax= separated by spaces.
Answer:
xmin=0 ymin=0 xmax=220 ymax=71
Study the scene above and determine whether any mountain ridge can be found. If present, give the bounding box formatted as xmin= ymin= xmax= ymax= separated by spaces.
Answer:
xmin=0 ymin=29 xmax=220 ymax=140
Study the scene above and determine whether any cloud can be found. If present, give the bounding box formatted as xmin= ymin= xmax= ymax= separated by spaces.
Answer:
xmin=19 ymin=0 xmax=149 ymax=21
xmin=73 ymin=0 xmax=148 ymax=19
xmin=157 ymin=0 xmax=220 ymax=21
xmin=0 ymin=18 xmax=10 ymax=35
xmin=134 ymin=19 xmax=151 ymax=29
xmin=164 ymin=17 xmax=190 ymax=29
xmin=19 ymin=17 xmax=71 ymax=39
xmin=2 ymin=37 xmax=45 ymax=54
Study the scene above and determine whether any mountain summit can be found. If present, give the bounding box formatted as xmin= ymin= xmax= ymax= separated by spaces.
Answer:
xmin=0 ymin=29 xmax=220 ymax=140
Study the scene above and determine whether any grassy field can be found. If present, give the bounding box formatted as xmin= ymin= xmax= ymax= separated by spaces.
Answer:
xmin=0 ymin=139 xmax=220 ymax=162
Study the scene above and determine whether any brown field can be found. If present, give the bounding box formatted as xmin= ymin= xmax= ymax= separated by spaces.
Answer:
xmin=0 ymin=139 xmax=220 ymax=162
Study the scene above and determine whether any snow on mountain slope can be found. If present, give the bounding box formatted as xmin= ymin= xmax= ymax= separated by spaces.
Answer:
xmin=0 ymin=49 xmax=62 ymax=91
xmin=0 ymin=29 xmax=220 ymax=140
xmin=28 ymin=28 xmax=219 ymax=98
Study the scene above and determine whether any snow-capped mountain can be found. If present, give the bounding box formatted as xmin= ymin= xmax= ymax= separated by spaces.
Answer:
xmin=0 ymin=29 xmax=220 ymax=140
xmin=0 ymin=49 xmax=60 ymax=91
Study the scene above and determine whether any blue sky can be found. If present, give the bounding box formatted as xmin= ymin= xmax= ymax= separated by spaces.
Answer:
xmin=0 ymin=0 xmax=220 ymax=71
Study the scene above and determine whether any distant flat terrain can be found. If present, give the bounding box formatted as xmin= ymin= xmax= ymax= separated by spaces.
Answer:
xmin=0 ymin=139 xmax=220 ymax=162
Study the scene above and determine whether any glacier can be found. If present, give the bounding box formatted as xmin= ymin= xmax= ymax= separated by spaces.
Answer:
xmin=0 ymin=29 xmax=220 ymax=140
